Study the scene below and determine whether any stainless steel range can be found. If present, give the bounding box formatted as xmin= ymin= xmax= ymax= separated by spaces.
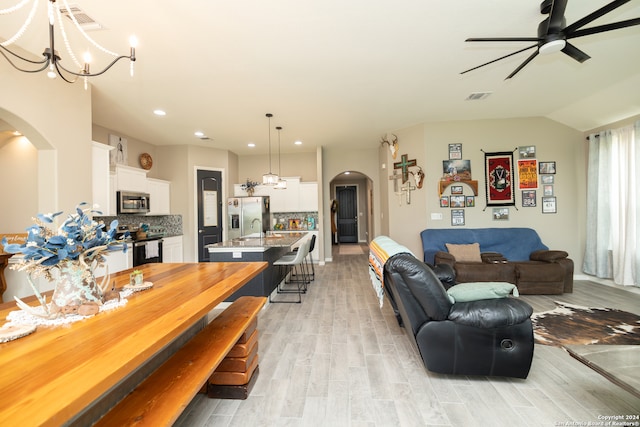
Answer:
xmin=116 ymin=225 xmax=165 ymax=267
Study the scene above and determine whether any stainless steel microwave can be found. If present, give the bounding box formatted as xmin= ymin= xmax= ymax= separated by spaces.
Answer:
xmin=117 ymin=191 xmax=150 ymax=214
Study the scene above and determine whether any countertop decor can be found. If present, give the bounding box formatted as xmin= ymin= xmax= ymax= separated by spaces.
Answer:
xmin=240 ymin=178 xmax=260 ymax=196
xmin=1 ymin=203 xmax=129 ymax=319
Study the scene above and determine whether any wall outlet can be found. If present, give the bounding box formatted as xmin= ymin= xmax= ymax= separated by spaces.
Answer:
xmin=431 ymin=213 xmax=443 ymax=220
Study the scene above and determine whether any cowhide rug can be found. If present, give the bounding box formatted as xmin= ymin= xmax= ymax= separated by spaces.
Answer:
xmin=531 ymin=301 xmax=640 ymax=346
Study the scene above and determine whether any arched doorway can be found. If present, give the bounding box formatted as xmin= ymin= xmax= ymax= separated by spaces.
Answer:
xmin=329 ymin=171 xmax=374 ymax=246
xmin=0 ymin=110 xmax=57 ymax=230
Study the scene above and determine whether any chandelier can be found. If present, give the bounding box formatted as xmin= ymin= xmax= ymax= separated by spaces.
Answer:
xmin=262 ymin=113 xmax=279 ymax=185
xmin=0 ymin=0 xmax=136 ymax=86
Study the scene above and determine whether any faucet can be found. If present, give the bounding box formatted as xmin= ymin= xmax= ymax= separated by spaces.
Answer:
xmin=250 ymin=218 xmax=261 ymax=230
xmin=250 ymin=218 xmax=263 ymax=244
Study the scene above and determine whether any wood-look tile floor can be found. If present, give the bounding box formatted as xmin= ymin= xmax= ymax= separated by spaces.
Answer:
xmin=175 ymin=245 xmax=640 ymax=426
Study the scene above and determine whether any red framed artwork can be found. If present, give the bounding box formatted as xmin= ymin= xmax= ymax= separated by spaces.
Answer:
xmin=484 ymin=151 xmax=515 ymax=206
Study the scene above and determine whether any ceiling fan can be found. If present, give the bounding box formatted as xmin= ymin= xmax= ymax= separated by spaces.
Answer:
xmin=461 ymin=0 xmax=640 ymax=79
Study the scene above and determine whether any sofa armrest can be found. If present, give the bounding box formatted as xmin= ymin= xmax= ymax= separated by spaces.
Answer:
xmin=481 ymin=252 xmax=507 ymax=263
xmin=430 ymin=263 xmax=456 ymax=289
xmin=434 ymin=251 xmax=456 ymax=266
xmin=529 ymin=250 xmax=569 ymax=262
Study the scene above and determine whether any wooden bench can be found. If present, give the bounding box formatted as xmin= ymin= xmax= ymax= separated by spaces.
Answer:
xmin=94 ymin=295 xmax=266 ymax=427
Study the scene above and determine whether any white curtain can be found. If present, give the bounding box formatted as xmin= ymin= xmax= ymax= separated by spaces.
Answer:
xmin=583 ymin=121 xmax=639 ymax=287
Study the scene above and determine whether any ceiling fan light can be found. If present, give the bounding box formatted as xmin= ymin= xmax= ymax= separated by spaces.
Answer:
xmin=539 ymin=39 xmax=566 ymax=55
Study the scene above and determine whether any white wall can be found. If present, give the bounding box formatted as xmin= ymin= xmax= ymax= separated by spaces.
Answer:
xmin=0 ymin=136 xmax=38 ymax=231
xmin=238 ymin=152 xmax=317 ymax=182
xmin=0 ymin=67 xmax=93 ymax=214
xmin=0 ymin=62 xmax=93 ymax=299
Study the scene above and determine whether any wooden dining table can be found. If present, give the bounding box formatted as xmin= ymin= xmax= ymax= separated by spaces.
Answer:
xmin=0 ymin=261 xmax=267 ymax=426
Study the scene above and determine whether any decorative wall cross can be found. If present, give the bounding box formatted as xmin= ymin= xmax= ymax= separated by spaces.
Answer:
xmin=389 ymin=170 xmax=403 ymax=193
xmin=394 ymin=154 xmax=417 ymax=183
xmin=389 ymin=169 xmax=416 ymax=205
xmin=401 ymin=181 xmax=416 ymax=205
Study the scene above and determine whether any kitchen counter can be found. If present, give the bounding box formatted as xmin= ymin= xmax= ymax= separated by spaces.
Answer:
xmin=206 ymin=232 xmax=308 ymax=253
xmin=207 ymin=232 xmax=309 ymax=301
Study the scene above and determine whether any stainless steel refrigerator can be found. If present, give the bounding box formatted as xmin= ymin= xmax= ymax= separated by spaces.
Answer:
xmin=227 ymin=196 xmax=270 ymax=239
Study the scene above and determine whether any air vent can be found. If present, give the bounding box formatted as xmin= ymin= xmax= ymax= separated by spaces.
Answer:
xmin=465 ymin=92 xmax=492 ymax=101
xmin=59 ymin=5 xmax=103 ymax=30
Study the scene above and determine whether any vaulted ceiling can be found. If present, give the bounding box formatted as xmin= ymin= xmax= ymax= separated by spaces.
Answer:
xmin=2 ymin=1 xmax=639 ymax=154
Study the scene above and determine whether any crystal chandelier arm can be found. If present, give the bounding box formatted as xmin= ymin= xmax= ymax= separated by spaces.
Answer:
xmin=0 ymin=47 xmax=49 ymax=71
xmin=54 ymin=52 xmax=135 ymax=78
xmin=0 ymin=0 xmax=33 ymax=15
xmin=59 ymin=0 xmax=120 ymax=58
xmin=0 ymin=0 xmax=39 ymax=47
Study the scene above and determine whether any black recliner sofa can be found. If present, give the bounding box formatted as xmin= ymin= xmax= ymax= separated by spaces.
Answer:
xmin=383 ymin=253 xmax=534 ymax=379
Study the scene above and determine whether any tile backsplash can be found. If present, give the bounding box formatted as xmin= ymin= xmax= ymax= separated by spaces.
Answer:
xmin=271 ymin=211 xmax=318 ymax=230
xmin=94 ymin=214 xmax=183 ymax=236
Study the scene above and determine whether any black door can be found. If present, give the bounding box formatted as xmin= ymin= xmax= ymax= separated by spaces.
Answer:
xmin=197 ymin=169 xmax=223 ymax=261
xmin=336 ymin=185 xmax=358 ymax=243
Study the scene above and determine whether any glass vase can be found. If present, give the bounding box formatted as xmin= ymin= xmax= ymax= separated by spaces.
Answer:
xmin=50 ymin=261 xmax=104 ymax=315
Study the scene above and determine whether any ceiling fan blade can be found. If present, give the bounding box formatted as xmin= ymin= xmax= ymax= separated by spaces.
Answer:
xmin=465 ymin=37 xmax=540 ymax=42
xmin=506 ymin=50 xmax=539 ymax=79
xmin=561 ymin=42 xmax=591 ymax=63
xmin=564 ymin=0 xmax=632 ymax=34
xmin=568 ymin=17 xmax=640 ymax=39
xmin=460 ymin=44 xmax=538 ymax=75
xmin=547 ymin=0 xmax=568 ymax=33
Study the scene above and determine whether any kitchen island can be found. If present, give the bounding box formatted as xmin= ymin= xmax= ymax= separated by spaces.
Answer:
xmin=207 ymin=232 xmax=309 ymax=301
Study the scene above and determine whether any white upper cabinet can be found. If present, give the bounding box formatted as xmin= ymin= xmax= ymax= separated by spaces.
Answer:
xmin=299 ymin=182 xmax=318 ymax=211
xmin=147 ymin=178 xmax=171 ymax=215
xmin=234 ymin=178 xmax=317 ymax=213
xmin=114 ymin=164 xmax=148 ymax=193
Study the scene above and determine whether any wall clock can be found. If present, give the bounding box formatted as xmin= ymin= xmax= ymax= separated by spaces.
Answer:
xmin=139 ymin=153 xmax=153 ymax=170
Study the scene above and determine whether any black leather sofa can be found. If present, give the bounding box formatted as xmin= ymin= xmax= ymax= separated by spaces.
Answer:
xmin=383 ymin=253 xmax=534 ymax=379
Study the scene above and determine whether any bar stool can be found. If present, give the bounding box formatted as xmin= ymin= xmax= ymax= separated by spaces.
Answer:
xmin=270 ymin=238 xmax=311 ymax=304
xmin=286 ymin=234 xmax=316 ymax=283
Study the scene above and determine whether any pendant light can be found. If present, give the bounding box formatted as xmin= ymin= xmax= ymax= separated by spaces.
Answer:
xmin=262 ymin=113 xmax=279 ymax=185
xmin=274 ymin=126 xmax=287 ymax=189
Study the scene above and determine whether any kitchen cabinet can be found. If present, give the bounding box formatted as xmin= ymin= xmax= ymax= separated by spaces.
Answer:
xmin=234 ymin=178 xmax=317 ymax=213
xmin=147 ymin=178 xmax=171 ymax=215
xmin=163 ymin=236 xmax=183 ymax=263
xmin=299 ymin=182 xmax=318 ymax=211
xmin=114 ymin=164 xmax=148 ymax=192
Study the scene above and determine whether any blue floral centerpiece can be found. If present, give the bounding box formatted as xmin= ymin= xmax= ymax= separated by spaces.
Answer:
xmin=241 ymin=178 xmax=260 ymax=196
xmin=2 ymin=202 xmax=129 ymax=318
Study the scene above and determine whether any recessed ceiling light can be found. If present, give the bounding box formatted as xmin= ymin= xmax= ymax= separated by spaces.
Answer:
xmin=153 ymin=109 xmax=166 ymax=116
xmin=344 ymin=171 xmax=351 ymax=175
xmin=194 ymin=131 xmax=205 ymax=137
xmin=294 ymin=140 xmax=302 ymax=145
xmin=248 ymin=142 xmax=256 ymax=148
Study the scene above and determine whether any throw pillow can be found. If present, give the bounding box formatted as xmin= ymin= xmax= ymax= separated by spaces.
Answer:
xmin=445 ymin=243 xmax=482 ymax=263
xmin=446 ymin=282 xmax=519 ymax=304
